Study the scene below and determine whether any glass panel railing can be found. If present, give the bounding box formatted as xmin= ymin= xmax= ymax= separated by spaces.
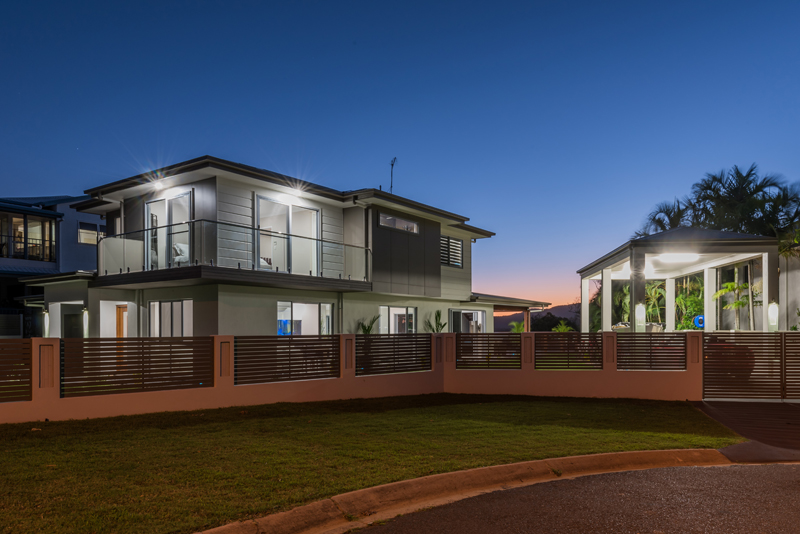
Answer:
xmin=98 ymin=220 xmax=371 ymax=282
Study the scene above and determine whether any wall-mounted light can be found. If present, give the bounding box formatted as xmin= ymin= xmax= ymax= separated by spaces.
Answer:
xmin=43 ymin=310 xmax=50 ymax=338
xmin=635 ymin=303 xmax=646 ymax=332
xmin=153 ymin=181 xmax=164 ymax=191
xmin=768 ymin=301 xmax=779 ymax=332
xmin=82 ymin=308 xmax=89 ymax=338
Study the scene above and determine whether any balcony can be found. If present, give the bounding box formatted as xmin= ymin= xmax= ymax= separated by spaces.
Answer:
xmin=96 ymin=219 xmax=371 ymax=291
xmin=0 ymin=235 xmax=56 ymax=262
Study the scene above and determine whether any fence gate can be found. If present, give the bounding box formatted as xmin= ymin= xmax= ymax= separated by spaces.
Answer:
xmin=703 ymin=332 xmax=800 ymax=400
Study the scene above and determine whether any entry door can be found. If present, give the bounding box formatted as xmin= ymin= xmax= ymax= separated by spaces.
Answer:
xmin=116 ymin=305 xmax=128 ymax=338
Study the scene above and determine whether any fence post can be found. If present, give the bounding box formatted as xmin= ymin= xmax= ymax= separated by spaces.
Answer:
xmin=685 ymin=331 xmax=704 ymax=401
xmin=30 ymin=338 xmax=61 ymax=408
xmin=339 ymin=334 xmax=356 ymax=380
xmin=602 ymin=331 xmax=617 ymax=374
xmin=212 ymin=335 xmax=235 ymax=389
xmin=521 ymin=332 xmax=535 ymax=371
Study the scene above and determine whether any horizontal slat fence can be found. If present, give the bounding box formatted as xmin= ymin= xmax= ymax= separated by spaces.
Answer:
xmin=617 ymin=333 xmax=686 ymax=370
xmin=535 ymin=333 xmax=603 ymax=370
xmin=456 ymin=333 xmax=521 ymax=370
xmin=703 ymin=333 xmax=782 ymax=399
xmin=356 ymin=334 xmax=431 ymax=376
xmin=61 ymin=337 xmax=214 ymax=398
xmin=0 ymin=339 xmax=32 ymax=403
xmin=235 ymin=335 xmax=340 ymax=384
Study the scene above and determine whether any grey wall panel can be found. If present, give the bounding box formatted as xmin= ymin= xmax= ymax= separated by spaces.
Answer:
xmin=424 ymin=220 xmax=442 ymax=297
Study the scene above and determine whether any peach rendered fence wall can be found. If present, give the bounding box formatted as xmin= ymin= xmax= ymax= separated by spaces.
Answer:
xmin=0 ymin=332 xmax=703 ymax=425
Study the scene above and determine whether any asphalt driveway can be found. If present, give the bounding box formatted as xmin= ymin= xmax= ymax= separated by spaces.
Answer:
xmin=356 ymin=464 xmax=800 ymax=534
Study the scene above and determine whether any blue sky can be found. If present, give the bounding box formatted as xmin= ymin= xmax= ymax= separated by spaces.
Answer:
xmin=2 ymin=1 xmax=799 ymax=304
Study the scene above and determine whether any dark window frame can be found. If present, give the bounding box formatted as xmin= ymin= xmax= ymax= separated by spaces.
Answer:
xmin=378 ymin=212 xmax=420 ymax=235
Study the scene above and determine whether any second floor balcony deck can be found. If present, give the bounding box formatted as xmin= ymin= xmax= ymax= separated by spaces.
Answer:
xmin=96 ymin=219 xmax=371 ymax=291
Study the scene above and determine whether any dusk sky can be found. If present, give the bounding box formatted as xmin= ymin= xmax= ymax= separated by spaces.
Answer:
xmin=3 ymin=1 xmax=799 ymax=306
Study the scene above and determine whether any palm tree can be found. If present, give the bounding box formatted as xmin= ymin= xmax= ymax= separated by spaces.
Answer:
xmin=644 ymin=281 xmax=666 ymax=323
xmin=509 ymin=321 xmax=525 ymax=333
xmin=634 ymin=199 xmax=690 ymax=237
xmin=552 ymin=320 xmax=575 ymax=332
xmin=357 ymin=315 xmax=380 ymax=334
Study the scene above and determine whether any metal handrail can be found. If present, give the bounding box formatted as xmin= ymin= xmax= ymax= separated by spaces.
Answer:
xmin=99 ymin=218 xmax=372 ymax=252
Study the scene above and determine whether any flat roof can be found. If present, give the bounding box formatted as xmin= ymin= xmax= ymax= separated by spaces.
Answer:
xmin=469 ymin=292 xmax=551 ymax=311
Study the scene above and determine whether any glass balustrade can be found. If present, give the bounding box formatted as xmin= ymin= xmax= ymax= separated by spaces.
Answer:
xmin=98 ymin=220 xmax=371 ymax=281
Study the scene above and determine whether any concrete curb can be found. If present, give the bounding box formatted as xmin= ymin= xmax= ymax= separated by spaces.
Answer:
xmin=199 ymin=449 xmax=731 ymax=534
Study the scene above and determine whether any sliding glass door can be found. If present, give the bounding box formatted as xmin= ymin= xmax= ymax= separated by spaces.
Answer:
xmin=257 ymin=197 xmax=319 ymax=275
xmin=146 ymin=192 xmax=192 ymax=269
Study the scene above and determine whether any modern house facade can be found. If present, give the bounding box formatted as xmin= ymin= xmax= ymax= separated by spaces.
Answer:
xmin=0 ymin=196 xmax=103 ymax=337
xmin=25 ymin=156 xmax=548 ymax=338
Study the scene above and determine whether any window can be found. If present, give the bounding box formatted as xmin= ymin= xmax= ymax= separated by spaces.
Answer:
xmin=78 ymin=222 xmax=105 ymax=244
xmin=379 ymin=213 xmax=419 ymax=234
xmin=277 ymin=302 xmax=334 ymax=335
xmin=450 ymin=310 xmax=486 ymax=333
xmin=378 ymin=306 xmax=417 ymax=334
xmin=440 ymin=235 xmax=463 ymax=268
xmin=0 ymin=212 xmax=56 ymax=262
xmin=149 ymin=300 xmax=193 ymax=337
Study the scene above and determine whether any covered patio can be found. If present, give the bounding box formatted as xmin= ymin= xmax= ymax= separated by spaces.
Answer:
xmin=577 ymin=228 xmax=779 ymax=332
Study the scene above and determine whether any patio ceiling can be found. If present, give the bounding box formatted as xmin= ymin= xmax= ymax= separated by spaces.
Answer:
xmin=583 ymin=251 xmax=766 ymax=281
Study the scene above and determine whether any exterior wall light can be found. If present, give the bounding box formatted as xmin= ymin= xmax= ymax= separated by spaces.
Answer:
xmin=83 ymin=308 xmax=89 ymax=338
xmin=154 ymin=181 xmax=164 ymax=191
xmin=657 ymin=253 xmax=699 ymax=263
xmin=768 ymin=301 xmax=779 ymax=332
xmin=43 ymin=310 xmax=50 ymax=338
xmin=635 ymin=303 xmax=646 ymax=332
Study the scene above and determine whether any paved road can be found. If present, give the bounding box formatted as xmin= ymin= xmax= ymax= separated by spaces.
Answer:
xmin=697 ymin=401 xmax=800 ymax=450
xmin=357 ymin=465 xmax=800 ymax=534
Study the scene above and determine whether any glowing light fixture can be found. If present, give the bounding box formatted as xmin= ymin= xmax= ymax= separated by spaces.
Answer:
xmin=768 ymin=301 xmax=779 ymax=331
xmin=82 ymin=308 xmax=89 ymax=338
xmin=657 ymin=253 xmax=699 ymax=263
xmin=153 ymin=181 xmax=164 ymax=191
xmin=635 ymin=303 xmax=646 ymax=331
xmin=43 ymin=310 xmax=50 ymax=338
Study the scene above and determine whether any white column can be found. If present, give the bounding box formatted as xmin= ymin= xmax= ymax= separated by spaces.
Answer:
xmin=704 ymin=268 xmax=717 ymax=332
xmin=602 ymin=269 xmax=612 ymax=331
xmin=581 ymin=278 xmax=590 ymax=332
xmin=763 ymin=252 xmax=771 ymax=332
xmin=665 ymin=278 xmax=676 ymax=332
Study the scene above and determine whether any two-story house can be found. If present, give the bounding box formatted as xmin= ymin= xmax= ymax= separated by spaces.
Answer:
xmin=0 ymin=195 xmax=103 ymax=337
xmin=24 ymin=156 xmax=548 ymax=338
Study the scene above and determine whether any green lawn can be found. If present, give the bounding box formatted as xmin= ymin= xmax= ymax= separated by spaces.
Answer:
xmin=0 ymin=394 xmax=741 ymax=534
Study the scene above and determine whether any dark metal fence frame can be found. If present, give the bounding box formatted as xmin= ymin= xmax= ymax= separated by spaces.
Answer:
xmin=455 ymin=333 xmax=521 ymax=370
xmin=234 ymin=335 xmax=341 ymax=385
xmin=355 ymin=334 xmax=432 ymax=376
xmin=0 ymin=339 xmax=32 ymax=403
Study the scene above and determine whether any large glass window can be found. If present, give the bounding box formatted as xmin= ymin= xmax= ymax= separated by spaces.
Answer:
xmin=379 ymin=306 xmax=417 ymax=334
xmin=0 ymin=212 xmax=56 ymax=261
xmin=450 ymin=310 xmax=486 ymax=333
xmin=277 ymin=301 xmax=334 ymax=335
xmin=149 ymin=300 xmax=193 ymax=337
xmin=379 ymin=213 xmax=419 ymax=234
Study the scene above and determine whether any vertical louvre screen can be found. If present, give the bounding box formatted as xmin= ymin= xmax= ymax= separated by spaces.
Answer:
xmin=60 ymin=337 xmax=214 ymax=398
xmin=234 ymin=336 xmax=340 ymax=384
xmin=616 ymin=333 xmax=686 ymax=370
xmin=703 ymin=333 xmax=782 ymax=399
xmin=456 ymin=333 xmax=521 ymax=369
xmin=0 ymin=339 xmax=32 ymax=403
xmin=534 ymin=333 xmax=603 ymax=370
xmin=786 ymin=333 xmax=800 ymax=400
xmin=440 ymin=235 xmax=463 ymax=267
xmin=356 ymin=334 xmax=431 ymax=376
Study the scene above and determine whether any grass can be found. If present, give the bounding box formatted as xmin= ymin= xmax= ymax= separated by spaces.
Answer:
xmin=0 ymin=394 xmax=741 ymax=534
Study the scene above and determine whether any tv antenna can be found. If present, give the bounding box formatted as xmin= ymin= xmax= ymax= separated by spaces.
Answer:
xmin=390 ymin=157 xmax=397 ymax=194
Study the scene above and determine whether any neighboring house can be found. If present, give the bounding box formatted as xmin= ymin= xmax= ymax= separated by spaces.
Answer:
xmin=24 ymin=156 xmax=548 ymax=338
xmin=0 ymin=196 xmax=103 ymax=337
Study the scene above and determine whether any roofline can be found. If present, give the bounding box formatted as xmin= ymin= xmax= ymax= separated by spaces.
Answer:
xmin=449 ymin=222 xmax=495 ymax=238
xmin=576 ymin=233 xmax=781 ymax=275
xmin=469 ymin=292 xmax=551 ymax=309
xmin=70 ymin=198 xmax=115 ymax=211
xmin=0 ymin=201 xmax=63 ymax=218
xmin=80 ymin=155 xmax=486 ymax=227
xmin=20 ymin=271 xmax=96 ymax=286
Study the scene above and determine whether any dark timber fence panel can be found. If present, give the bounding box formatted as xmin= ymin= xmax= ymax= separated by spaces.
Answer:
xmin=782 ymin=333 xmax=800 ymax=399
xmin=61 ymin=337 xmax=214 ymax=398
xmin=356 ymin=334 xmax=431 ymax=376
xmin=456 ymin=333 xmax=521 ymax=370
xmin=235 ymin=336 xmax=340 ymax=385
xmin=0 ymin=339 xmax=32 ymax=403
xmin=534 ymin=333 xmax=603 ymax=370
xmin=703 ymin=332 xmax=782 ymax=399
xmin=616 ymin=333 xmax=687 ymax=370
